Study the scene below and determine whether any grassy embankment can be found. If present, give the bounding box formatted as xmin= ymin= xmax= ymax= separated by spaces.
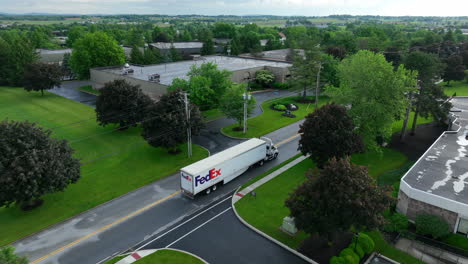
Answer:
xmin=0 ymin=87 xmax=208 ymax=246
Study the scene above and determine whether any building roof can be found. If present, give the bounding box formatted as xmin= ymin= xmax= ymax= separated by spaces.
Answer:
xmin=401 ymin=97 xmax=468 ymax=206
xmin=240 ymin=49 xmax=304 ymax=62
xmin=98 ymin=55 xmax=291 ymax=86
xmin=37 ymin=48 xmax=72 ymax=55
xmin=150 ymin=42 xmax=203 ymax=50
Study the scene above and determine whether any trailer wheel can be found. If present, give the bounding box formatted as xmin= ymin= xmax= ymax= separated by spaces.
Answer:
xmin=212 ymin=184 xmax=217 ymax=192
xmin=259 ymin=160 xmax=264 ymax=166
xmin=205 ymin=188 xmax=211 ymax=195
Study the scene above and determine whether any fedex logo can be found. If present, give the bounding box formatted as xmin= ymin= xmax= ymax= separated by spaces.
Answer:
xmin=195 ymin=168 xmax=221 ymax=187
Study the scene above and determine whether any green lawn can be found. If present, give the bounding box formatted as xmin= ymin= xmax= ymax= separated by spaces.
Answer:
xmin=76 ymin=84 xmax=100 ymax=95
xmin=391 ymin=112 xmax=433 ymax=134
xmin=442 ymin=233 xmax=468 ymax=251
xmin=0 ymin=87 xmax=208 ymax=246
xmin=442 ymin=81 xmax=468 ymax=96
xmin=235 ymin=147 xmax=421 ymax=263
xmin=365 ymin=231 xmax=425 ymax=264
xmin=222 ymin=96 xmax=330 ymax=138
xmin=202 ymin=108 xmax=224 ymax=122
xmin=105 ymin=250 xmax=204 ymax=264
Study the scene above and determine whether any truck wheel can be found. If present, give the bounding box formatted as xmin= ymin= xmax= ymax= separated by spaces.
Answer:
xmin=212 ymin=184 xmax=217 ymax=192
xmin=205 ymin=188 xmax=211 ymax=195
xmin=274 ymin=153 xmax=278 ymax=159
xmin=259 ymin=160 xmax=264 ymax=166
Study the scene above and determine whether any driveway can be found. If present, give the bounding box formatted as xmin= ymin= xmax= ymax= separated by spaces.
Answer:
xmin=49 ymin=80 xmax=96 ymax=107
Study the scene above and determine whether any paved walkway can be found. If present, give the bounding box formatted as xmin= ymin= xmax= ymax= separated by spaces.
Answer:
xmin=233 ymin=154 xmax=308 ymax=203
xmin=49 ymin=80 xmax=96 ymax=107
xmin=395 ymin=237 xmax=468 ymax=264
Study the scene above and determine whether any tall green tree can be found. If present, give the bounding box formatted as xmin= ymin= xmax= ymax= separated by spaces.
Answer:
xmin=141 ymin=89 xmax=204 ymax=153
xmin=130 ymin=46 xmax=144 ymax=64
xmin=95 ymin=79 xmax=153 ymax=129
xmin=219 ymin=84 xmax=256 ymax=127
xmin=285 ymin=158 xmax=393 ymax=243
xmin=201 ymin=36 xmax=215 ymax=56
xmin=0 ymin=120 xmax=80 ymax=210
xmin=404 ymin=51 xmax=448 ymax=135
xmin=443 ymin=55 xmax=465 ymax=85
xmin=0 ymin=246 xmax=28 ymax=264
xmin=298 ymin=104 xmax=364 ymax=168
xmin=23 ymin=62 xmax=63 ymax=96
xmin=142 ymin=48 xmax=162 ymax=65
xmin=169 ymin=62 xmax=232 ymax=109
xmin=0 ymin=32 xmax=38 ymax=86
xmin=326 ymin=50 xmax=417 ymax=149
xmin=289 ymin=42 xmax=321 ymax=98
xmin=70 ymin=32 xmax=125 ymax=79
xmin=67 ymin=25 xmax=86 ymax=48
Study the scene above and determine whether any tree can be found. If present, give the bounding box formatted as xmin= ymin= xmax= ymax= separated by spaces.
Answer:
xmin=129 ymin=46 xmax=144 ymax=64
xmin=229 ymin=37 xmax=242 ymax=56
xmin=0 ymin=120 xmax=80 ymax=209
xmin=61 ymin=52 xmax=74 ymax=79
xmin=169 ymin=62 xmax=232 ymax=109
xmin=0 ymin=32 xmax=38 ymax=86
xmin=298 ymin=104 xmax=364 ymax=168
xmin=0 ymin=246 xmax=28 ymax=264
xmin=201 ymin=36 xmax=215 ymax=56
xmin=443 ymin=55 xmax=465 ymax=85
xmin=213 ymin=22 xmax=237 ymax=39
xmin=67 ymin=26 xmax=85 ymax=48
xmin=326 ymin=50 xmax=417 ymax=149
xmin=70 ymin=32 xmax=126 ymax=79
xmin=255 ymin=70 xmax=275 ymax=88
xmin=285 ymin=158 xmax=394 ymax=243
xmin=23 ymin=62 xmax=63 ymax=96
xmin=169 ymin=44 xmax=182 ymax=62
xmin=142 ymin=48 xmax=162 ymax=65
xmin=141 ymin=89 xmax=204 ymax=153
xmin=219 ymin=84 xmax=256 ymax=126
xmin=289 ymin=42 xmax=321 ymax=99
xmin=404 ymin=51 xmax=449 ymax=135
xmin=95 ymin=79 xmax=153 ymax=129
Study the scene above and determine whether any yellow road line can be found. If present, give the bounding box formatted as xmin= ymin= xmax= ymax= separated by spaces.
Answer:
xmin=31 ymin=190 xmax=181 ymax=264
xmin=275 ymin=133 xmax=301 ymax=147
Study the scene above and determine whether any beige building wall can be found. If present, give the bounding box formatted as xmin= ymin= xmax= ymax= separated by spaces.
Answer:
xmin=90 ymin=68 xmax=168 ymax=100
xmin=397 ymin=190 xmax=458 ymax=231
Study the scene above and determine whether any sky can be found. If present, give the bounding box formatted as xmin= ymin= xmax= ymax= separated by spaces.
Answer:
xmin=1 ymin=0 xmax=467 ymax=16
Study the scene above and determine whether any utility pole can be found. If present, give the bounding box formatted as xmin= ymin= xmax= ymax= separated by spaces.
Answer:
xmin=184 ymin=92 xmax=192 ymax=157
xmin=243 ymin=93 xmax=251 ymax=134
xmin=315 ymin=62 xmax=322 ymax=109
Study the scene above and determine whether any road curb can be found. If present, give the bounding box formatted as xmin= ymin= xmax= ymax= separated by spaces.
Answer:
xmin=230 ymin=156 xmax=318 ymax=264
xmin=115 ymin=248 xmax=209 ymax=264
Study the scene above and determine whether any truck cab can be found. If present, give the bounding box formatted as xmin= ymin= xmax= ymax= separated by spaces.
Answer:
xmin=261 ymin=137 xmax=279 ymax=161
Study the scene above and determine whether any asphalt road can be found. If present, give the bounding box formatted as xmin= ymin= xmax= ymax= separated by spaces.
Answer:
xmin=49 ymin=80 xmax=96 ymax=107
xmin=16 ymin=135 xmax=302 ymax=264
xmin=127 ymin=196 xmax=307 ymax=264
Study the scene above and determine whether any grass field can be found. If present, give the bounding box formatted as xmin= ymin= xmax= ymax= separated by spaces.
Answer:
xmin=235 ymin=147 xmax=422 ymax=263
xmin=0 ymin=87 xmax=208 ymax=246
xmin=442 ymin=81 xmax=468 ymax=96
xmin=222 ymin=96 xmax=330 ymax=138
xmin=76 ymin=85 xmax=100 ymax=95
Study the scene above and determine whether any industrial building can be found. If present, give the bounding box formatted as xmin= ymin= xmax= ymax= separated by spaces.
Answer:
xmin=37 ymin=46 xmax=132 ymax=64
xmin=90 ymin=55 xmax=291 ymax=99
xmin=149 ymin=42 xmax=223 ymax=57
xmin=240 ymin=49 xmax=304 ymax=62
xmin=397 ymin=97 xmax=468 ymax=234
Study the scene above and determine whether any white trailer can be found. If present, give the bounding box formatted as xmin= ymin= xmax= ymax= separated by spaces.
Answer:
xmin=180 ymin=137 xmax=278 ymax=198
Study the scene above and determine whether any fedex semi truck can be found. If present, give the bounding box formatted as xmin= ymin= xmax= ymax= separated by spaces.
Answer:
xmin=180 ymin=137 xmax=279 ymax=198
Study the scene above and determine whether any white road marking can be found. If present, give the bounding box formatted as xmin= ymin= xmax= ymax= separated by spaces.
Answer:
xmin=134 ymin=195 xmax=232 ymax=251
xmin=165 ymin=207 xmax=232 ymax=248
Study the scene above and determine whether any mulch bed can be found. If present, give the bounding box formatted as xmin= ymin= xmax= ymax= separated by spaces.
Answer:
xmin=298 ymin=232 xmax=353 ymax=264
xmin=390 ymin=122 xmax=446 ymax=160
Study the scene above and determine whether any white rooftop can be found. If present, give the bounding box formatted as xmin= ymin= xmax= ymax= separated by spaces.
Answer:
xmin=150 ymin=42 xmax=203 ymax=49
xmin=100 ymin=55 xmax=291 ymax=86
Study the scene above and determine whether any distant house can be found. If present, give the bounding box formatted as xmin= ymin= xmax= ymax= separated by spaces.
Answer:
xmin=461 ymin=29 xmax=468 ymax=35
xmin=260 ymin=39 xmax=269 ymax=47
xmin=278 ymin=32 xmax=287 ymax=44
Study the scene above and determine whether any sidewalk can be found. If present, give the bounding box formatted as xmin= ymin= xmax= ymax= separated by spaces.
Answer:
xmin=395 ymin=237 xmax=468 ymax=264
xmin=233 ymin=155 xmax=308 ymax=203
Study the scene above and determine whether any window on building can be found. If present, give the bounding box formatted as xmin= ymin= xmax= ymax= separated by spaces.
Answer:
xmin=457 ymin=218 xmax=468 ymax=235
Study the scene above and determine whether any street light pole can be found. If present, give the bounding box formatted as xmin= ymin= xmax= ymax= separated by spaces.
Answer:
xmin=243 ymin=93 xmax=249 ymax=134
xmin=315 ymin=62 xmax=322 ymax=109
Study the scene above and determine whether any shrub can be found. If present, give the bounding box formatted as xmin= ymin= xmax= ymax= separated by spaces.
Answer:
xmin=255 ymin=69 xmax=275 ymax=87
xmin=273 ymin=82 xmax=290 ymax=90
xmin=330 ymin=256 xmax=346 ymax=264
xmin=249 ymin=82 xmax=263 ymax=90
xmin=383 ymin=212 xmax=409 ymax=233
xmin=339 ymin=248 xmax=359 ymax=264
xmin=353 ymin=233 xmax=375 ymax=254
xmin=416 ymin=214 xmax=450 ymax=239
xmin=274 ymin=104 xmax=287 ymax=111
xmin=353 ymin=244 xmax=365 ymax=259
